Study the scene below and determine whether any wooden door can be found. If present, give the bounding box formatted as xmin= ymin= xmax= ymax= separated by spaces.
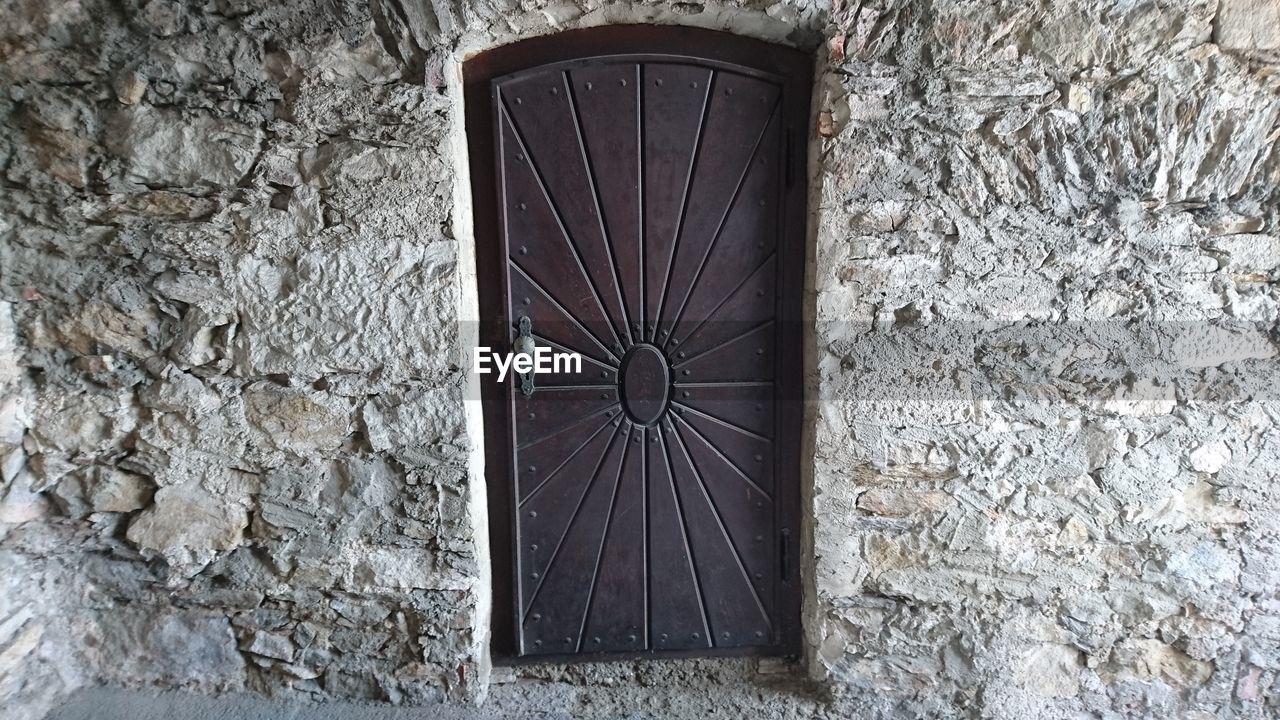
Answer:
xmin=465 ymin=26 xmax=809 ymax=661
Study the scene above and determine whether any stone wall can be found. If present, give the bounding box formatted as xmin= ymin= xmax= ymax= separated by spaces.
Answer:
xmin=808 ymin=1 xmax=1280 ymax=717
xmin=2 ymin=0 xmax=482 ymax=713
xmin=1 ymin=1 xmax=1277 ymax=719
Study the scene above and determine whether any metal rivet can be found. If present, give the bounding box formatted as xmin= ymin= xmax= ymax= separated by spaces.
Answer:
xmin=758 ymin=199 xmax=766 ymax=206
xmin=515 ymin=98 xmax=523 ymax=104
xmin=600 ymin=370 xmax=608 ymax=378
xmin=593 ymin=637 xmax=601 ymax=644
xmin=755 ymin=535 xmax=764 ymax=542
xmin=682 ymin=369 xmax=690 ymax=376
xmin=755 ymin=631 xmax=765 ymax=638
xmin=690 ymin=81 xmax=698 ymax=88
xmin=531 ymin=544 xmax=538 ymax=551
xmin=754 ymin=454 xmax=763 ymax=462
xmin=756 ymin=290 xmax=765 ymax=297
xmin=563 ymin=637 xmax=572 ymax=644
xmin=650 ymin=436 xmax=657 ymax=443
xmin=671 ymin=338 xmax=680 ymax=345
xmin=533 ymin=639 xmax=542 ymax=646
xmin=632 ymin=322 xmax=640 ymax=330
xmin=529 ymin=412 xmax=536 ymax=419
xmin=682 ymin=391 xmax=690 ymax=398
xmin=722 ymin=632 xmax=731 ymax=640
xmin=661 ymin=329 xmax=669 ymax=336
xmin=755 ymin=571 xmax=763 ymax=579
xmin=632 ymin=435 xmax=640 ymax=443
xmin=756 ymin=348 xmax=764 ymax=355
xmin=661 ymin=633 xmax=669 ymax=641
xmin=519 ymin=202 xmax=527 ymax=210
xmin=585 ymin=82 xmax=593 ymax=90
xmin=519 ymin=245 xmax=528 ymax=254
xmin=532 ymin=614 xmax=541 ymax=621
xmin=550 ymin=87 xmax=558 ymax=95
xmin=613 ymin=418 xmax=621 ymax=426
xmin=600 ymin=393 xmax=609 ymax=399
xmin=522 ymin=297 xmax=531 ymax=305
xmin=756 ymin=501 xmax=764 ymax=509
xmin=692 ymin=632 xmax=701 ymax=639
xmin=516 ymin=154 xmax=524 ymax=162
xmin=655 ymin=78 xmax=663 ymax=86
xmin=628 ymin=634 xmax=637 ymax=643
xmin=531 ymin=571 xmax=539 ymax=578
xmin=529 ymin=511 xmax=537 ymax=518
xmin=725 ymin=87 xmax=734 ymax=95
xmin=619 ymin=78 xmax=628 ymax=86
xmin=528 ymin=465 xmax=536 ymax=473
xmin=677 ymin=351 xmax=685 ymax=359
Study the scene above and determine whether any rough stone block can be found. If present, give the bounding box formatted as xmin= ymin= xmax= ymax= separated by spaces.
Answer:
xmin=126 ymin=482 xmax=247 ymax=574
xmin=106 ymin=107 xmax=263 ymax=188
xmin=1215 ymin=0 xmax=1280 ymax=56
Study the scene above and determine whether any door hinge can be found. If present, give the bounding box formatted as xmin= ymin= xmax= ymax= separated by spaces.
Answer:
xmin=779 ymin=528 xmax=791 ymax=581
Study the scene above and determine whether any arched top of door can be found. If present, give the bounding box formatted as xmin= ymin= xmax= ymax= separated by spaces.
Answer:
xmin=463 ymin=24 xmax=812 ymax=91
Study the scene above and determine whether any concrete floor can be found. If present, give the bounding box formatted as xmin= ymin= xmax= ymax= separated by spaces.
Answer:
xmin=48 ymin=688 xmax=490 ymax=720
xmin=47 ymin=675 xmax=834 ymax=720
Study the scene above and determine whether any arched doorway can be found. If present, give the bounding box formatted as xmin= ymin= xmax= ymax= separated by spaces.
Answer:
xmin=464 ymin=26 xmax=810 ymax=663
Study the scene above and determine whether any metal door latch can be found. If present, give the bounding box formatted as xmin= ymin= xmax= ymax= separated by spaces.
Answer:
xmin=514 ymin=316 xmax=536 ymax=397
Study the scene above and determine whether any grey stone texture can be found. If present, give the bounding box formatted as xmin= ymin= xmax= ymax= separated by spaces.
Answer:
xmin=1 ymin=0 xmax=1278 ymax=718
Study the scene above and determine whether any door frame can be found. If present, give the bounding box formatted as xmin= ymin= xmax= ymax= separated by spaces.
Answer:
xmin=463 ymin=25 xmax=812 ymax=664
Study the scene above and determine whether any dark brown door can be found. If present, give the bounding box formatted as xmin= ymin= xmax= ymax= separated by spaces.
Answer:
xmin=466 ymin=27 xmax=809 ymax=661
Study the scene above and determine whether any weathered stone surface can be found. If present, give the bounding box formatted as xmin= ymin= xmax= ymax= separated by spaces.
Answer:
xmin=1188 ymin=440 xmax=1232 ymax=474
xmin=84 ymin=612 xmax=246 ymax=691
xmin=347 ymin=547 xmax=446 ymax=591
xmin=88 ymin=469 xmax=154 ymax=513
xmin=855 ymin=487 xmax=950 ymax=517
xmin=2 ymin=0 xmax=1279 ymax=718
xmin=1213 ymin=234 xmax=1280 ymax=273
xmin=1215 ymin=0 xmax=1280 ymax=56
xmin=25 ymin=389 xmax=136 ymax=457
xmin=105 ymin=107 xmax=263 ymax=189
xmin=232 ymin=241 xmax=459 ymax=381
xmin=126 ymin=483 xmax=248 ymax=574
xmin=241 ymin=385 xmax=352 ymax=458
xmin=1021 ymin=643 xmax=1084 ymax=699
xmin=1102 ymin=639 xmax=1215 ymax=687
xmin=809 ymin=2 xmax=1279 ymax=718
xmin=240 ymin=631 xmax=296 ymax=663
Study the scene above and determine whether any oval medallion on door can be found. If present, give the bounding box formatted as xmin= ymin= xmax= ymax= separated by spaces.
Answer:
xmin=619 ymin=344 xmax=670 ymax=426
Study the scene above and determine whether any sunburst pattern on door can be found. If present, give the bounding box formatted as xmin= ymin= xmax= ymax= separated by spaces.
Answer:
xmin=494 ymin=58 xmax=786 ymax=657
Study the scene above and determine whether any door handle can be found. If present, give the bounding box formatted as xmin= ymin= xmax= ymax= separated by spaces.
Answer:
xmin=514 ymin=316 xmax=536 ymax=397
